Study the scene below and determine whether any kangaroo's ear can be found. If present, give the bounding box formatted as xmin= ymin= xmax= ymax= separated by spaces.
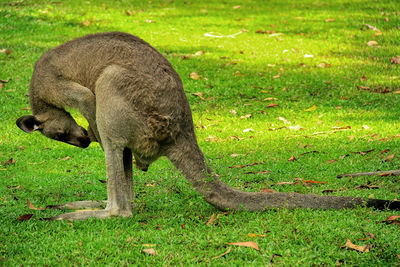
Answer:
xmin=16 ymin=115 xmax=42 ymax=133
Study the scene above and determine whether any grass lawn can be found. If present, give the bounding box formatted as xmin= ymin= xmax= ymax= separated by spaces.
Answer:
xmin=1 ymin=0 xmax=400 ymax=265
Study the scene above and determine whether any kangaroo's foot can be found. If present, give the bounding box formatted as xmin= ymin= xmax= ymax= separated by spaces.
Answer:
xmin=46 ymin=200 xmax=107 ymax=210
xmin=47 ymin=207 xmax=133 ymax=221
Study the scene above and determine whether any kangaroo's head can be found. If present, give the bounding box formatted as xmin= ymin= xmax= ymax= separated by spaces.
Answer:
xmin=16 ymin=111 xmax=91 ymax=148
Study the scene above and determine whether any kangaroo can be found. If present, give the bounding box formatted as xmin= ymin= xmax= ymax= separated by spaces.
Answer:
xmin=16 ymin=32 xmax=399 ymax=220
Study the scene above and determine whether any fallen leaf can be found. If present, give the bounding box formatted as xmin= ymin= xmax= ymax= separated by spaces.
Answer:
xmin=380 ymin=149 xmax=390 ymax=154
xmin=325 ymin=18 xmax=335 ymax=22
xmin=385 ymin=215 xmax=400 ymax=221
xmin=18 ymin=214 xmax=33 ymax=221
xmin=3 ymin=158 xmax=15 ymax=165
xmin=0 ymin=49 xmax=12 ymax=55
xmin=275 ymin=181 xmax=294 ymax=185
xmin=205 ymin=135 xmax=218 ymax=142
xmin=357 ymin=233 xmax=375 ymax=241
xmin=391 ymin=56 xmax=400 ymax=64
xmin=288 ymin=155 xmax=297 ymax=162
xmin=255 ymin=29 xmax=276 ymax=34
xmin=81 ymin=20 xmax=92 ymax=27
xmin=248 ymin=233 xmax=268 ymax=238
xmin=303 ymin=180 xmax=327 ymax=184
xmin=229 ymin=162 xmax=264 ymax=169
xmin=317 ymin=62 xmax=331 ymax=68
xmin=384 ymin=154 xmax=394 ymax=162
xmin=243 ymin=128 xmax=254 ymax=133
xmin=304 ymin=54 xmax=314 ymax=58
xmin=326 ymin=159 xmax=337 ymax=163
xmin=142 ymin=248 xmax=157 ymax=255
xmin=231 ymin=153 xmax=239 ymax=157
xmin=354 ymin=184 xmax=380 ymax=189
xmin=233 ymin=5 xmax=241 ymax=9
xmin=260 ymin=188 xmax=276 ymax=193
xmin=212 ymin=247 xmax=231 ymax=259
xmin=227 ymin=241 xmax=259 ymax=250
xmin=235 ymin=71 xmax=245 ymax=77
xmin=263 ymin=97 xmax=278 ymax=101
xmin=206 ymin=214 xmax=216 ymax=226
xmin=322 ymin=188 xmax=346 ymax=193
xmin=367 ymin=41 xmax=378 ymax=47
xmin=357 ymin=85 xmax=371 ymax=91
xmin=27 ymin=199 xmax=45 ymax=210
xmin=192 ymin=92 xmax=205 ymax=100
xmin=144 ymin=19 xmax=155 ymax=23
xmin=245 ymin=171 xmax=271 ymax=175
xmin=266 ymin=103 xmax=279 ymax=108
xmin=273 ymin=73 xmax=280 ymax=79
xmin=305 ymin=105 xmax=317 ymax=112
xmin=344 ymin=239 xmax=371 ymax=252
xmin=352 ymin=149 xmax=375 ymax=155
xmin=126 ymin=10 xmax=134 ymax=16
xmin=190 ymin=72 xmax=201 ymax=80
xmin=360 ymin=75 xmax=368 ymax=81
xmin=229 ymin=109 xmax=237 ymax=115
xmin=61 ymin=156 xmax=72 ymax=161
xmin=240 ymin=114 xmax=253 ymax=119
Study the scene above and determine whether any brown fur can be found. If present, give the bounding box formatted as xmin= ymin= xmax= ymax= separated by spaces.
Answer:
xmin=16 ymin=32 xmax=399 ymax=220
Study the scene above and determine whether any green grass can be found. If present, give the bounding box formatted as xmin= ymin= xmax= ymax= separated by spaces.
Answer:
xmin=1 ymin=0 xmax=400 ymax=265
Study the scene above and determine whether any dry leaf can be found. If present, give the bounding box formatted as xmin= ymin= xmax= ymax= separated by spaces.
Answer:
xmin=325 ymin=18 xmax=335 ymax=22
xmin=367 ymin=41 xmax=378 ymax=47
xmin=248 ymin=233 xmax=268 ymax=238
xmin=235 ymin=71 xmax=245 ymax=77
xmin=317 ymin=62 xmax=331 ymax=68
xmin=263 ymin=97 xmax=278 ymax=101
xmin=354 ymin=184 xmax=380 ymax=189
xmin=384 ymin=154 xmax=394 ymax=162
xmin=3 ymin=158 xmax=15 ymax=165
xmin=326 ymin=159 xmax=337 ymax=163
xmin=228 ymin=241 xmax=259 ymax=250
xmin=344 ymin=239 xmax=371 ymax=252
xmin=0 ymin=49 xmax=12 ymax=55
xmin=275 ymin=181 xmax=294 ymax=185
xmin=213 ymin=247 xmax=231 ymax=259
xmin=303 ymin=180 xmax=327 ymax=184
xmin=190 ymin=72 xmax=201 ymax=80
xmin=81 ymin=20 xmax=92 ymax=27
xmin=260 ymin=188 xmax=276 ymax=193
xmin=233 ymin=5 xmax=241 ymax=9
xmin=18 ymin=214 xmax=34 ymax=221
xmin=240 ymin=114 xmax=253 ymax=119
xmin=288 ymin=155 xmax=297 ymax=162
xmin=245 ymin=171 xmax=271 ymax=175
xmin=305 ymin=105 xmax=317 ymax=111
xmin=322 ymin=188 xmax=346 ymax=193
xmin=266 ymin=103 xmax=279 ymax=108
xmin=385 ymin=215 xmax=400 ymax=221
xmin=61 ymin=156 xmax=72 ymax=161
xmin=144 ymin=19 xmax=155 ymax=23
xmin=273 ymin=73 xmax=280 ymax=79
xmin=27 ymin=199 xmax=45 ymax=210
xmin=126 ymin=10 xmax=134 ymax=16
xmin=391 ymin=56 xmax=400 ymax=64
xmin=142 ymin=248 xmax=157 ymax=255
xmin=358 ymin=233 xmax=375 ymax=241
xmin=206 ymin=214 xmax=216 ymax=226
xmin=192 ymin=92 xmax=205 ymax=100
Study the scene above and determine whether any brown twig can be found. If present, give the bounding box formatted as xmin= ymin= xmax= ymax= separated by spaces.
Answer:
xmin=337 ymin=170 xmax=400 ymax=178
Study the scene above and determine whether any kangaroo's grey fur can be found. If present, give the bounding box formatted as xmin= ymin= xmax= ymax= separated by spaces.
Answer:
xmin=16 ymin=32 xmax=399 ymax=220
